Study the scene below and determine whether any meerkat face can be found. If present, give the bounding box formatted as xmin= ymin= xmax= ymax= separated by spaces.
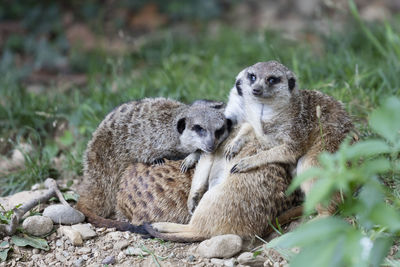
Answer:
xmin=235 ymin=61 xmax=297 ymax=104
xmin=177 ymin=104 xmax=232 ymax=153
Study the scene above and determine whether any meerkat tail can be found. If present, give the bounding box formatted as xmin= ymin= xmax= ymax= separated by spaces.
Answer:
xmin=144 ymin=223 xmax=206 ymax=243
xmin=77 ymin=203 xmax=148 ymax=235
xmin=265 ymin=205 xmax=303 ymax=236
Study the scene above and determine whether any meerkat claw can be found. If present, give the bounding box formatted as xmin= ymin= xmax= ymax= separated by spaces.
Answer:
xmin=152 ymin=158 xmax=165 ymax=166
xmin=230 ymin=164 xmax=239 ymax=173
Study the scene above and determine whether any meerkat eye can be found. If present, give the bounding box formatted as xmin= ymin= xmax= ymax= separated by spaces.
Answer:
xmin=266 ymin=76 xmax=281 ymax=85
xmin=247 ymin=73 xmax=257 ymax=84
xmin=215 ymin=126 xmax=226 ymax=139
xmin=192 ymin=125 xmax=206 ymax=136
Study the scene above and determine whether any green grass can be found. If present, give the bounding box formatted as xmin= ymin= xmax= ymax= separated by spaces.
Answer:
xmin=0 ymin=15 xmax=399 ymax=195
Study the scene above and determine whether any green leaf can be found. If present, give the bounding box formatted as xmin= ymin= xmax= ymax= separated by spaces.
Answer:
xmin=345 ymin=140 xmax=391 ymax=159
xmin=0 ymin=248 xmax=10 ymax=262
xmin=11 ymin=235 xmax=50 ymax=251
xmin=359 ymin=157 xmax=391 ymax=176
xmin=290 ymin=237 xmax=342 ymax=267
xmin=369 ymin=203 xmax=400 ymax=233
xmin=369 ymin=97 xmax=400 ymax=144
xmin=268 ymin=217 xmax=350 ymax=249
xmin=287 ymin=167 xmax=322 ymax=194
xmin=368 ymin=237 xmax=392 ymax=267
xmin=304 ymin=177 xmax=335 ymax=214
xmin=62 ymin=192 xmax=79 ymax=202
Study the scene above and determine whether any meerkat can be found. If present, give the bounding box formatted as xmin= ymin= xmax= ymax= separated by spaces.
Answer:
xmin=76 ymin=97 xmax=232 ymax=225
xmin=224 ymin=61 xmax=353 ymax=215
xmin=144 ymin=125 xmax=303 ymax=242
xmin=77 ymin=159 xmax=194 ymax=232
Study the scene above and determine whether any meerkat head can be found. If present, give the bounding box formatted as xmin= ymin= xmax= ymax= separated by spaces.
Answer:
xmin=176 ymin=101 xmax=232 ymax=153
xmin=235 ymin=61 xmax=297 ymax=105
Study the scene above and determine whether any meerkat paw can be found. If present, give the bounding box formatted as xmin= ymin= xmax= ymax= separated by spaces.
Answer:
xmin=187 ymin=192 xmax=200 ymax=215
xmin=230 ymin=158 xmax=255 ymax=173
xmin=152 ymin=158 xmax=165 ymax=166
xmin=151 ymin=222 xmax=169 ymax=233
xmin=224 ymin=139 xmax=245 ymax=160
xmin=180 ymin=152 xmax=200 ymax=173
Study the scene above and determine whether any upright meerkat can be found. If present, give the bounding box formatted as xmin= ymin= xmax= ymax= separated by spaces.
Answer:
xmin=224 ymin=61 xmax=353 ymax=215
xmin=77 ymin=98 xmax=231 ymax=225
xmin=145 ymin=125 xmax=303 ymax=242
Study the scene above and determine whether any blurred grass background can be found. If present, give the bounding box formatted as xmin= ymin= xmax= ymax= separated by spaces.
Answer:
xmin=0 ymin=0 xmax=399 ymax=196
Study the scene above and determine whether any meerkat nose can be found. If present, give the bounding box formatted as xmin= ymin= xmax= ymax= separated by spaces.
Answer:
xmin=252 ymin=87 xmax=262 ymax=96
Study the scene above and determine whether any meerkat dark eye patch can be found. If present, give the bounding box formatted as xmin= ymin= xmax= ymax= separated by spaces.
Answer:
xmin=177 ymin=118 xmax=186 ymax=134
xmin=288 ymin=77 xmax=296 ymax=91
xmin=247 ymin=73 xmax=257 ymax=84
xmin=235 ymin=79 xmax=243 ymax=96
xmin=215 ymin=126 xmax=226 ymax=139
xmin=266 ymin=76 xmax=281 ymax=85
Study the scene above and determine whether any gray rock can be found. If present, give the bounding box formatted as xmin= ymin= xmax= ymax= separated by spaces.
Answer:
xmin=77 ymin=247 xmax=91 ymax=254
xmin=187 ymin=255 xmax=196 ymax=262
xmin=224 ymin=258 xmax=236 ymax=267
xmin=211 ymin=258 xmax=225 ymax=266
xmin=22 ymin=215 xmax=53 ymax=236
xmin=74 ymin=258 xmax=84 ymax=267
xmin=197 ymin=234 xmax=242 ymax=259
xmin=58 ymin=226 xmax=83 ymax=246
xmin=114 ymin=240 xmax=130 ymax=250
xmin=237 ymin=252 xmax=266 ymax=267
xmin=43 ymin=204 xmax=85 ymax=225
xmin=102 ymin=255 xmax=116 ymax=265
xmin=124 ymin=247 xmax=149 ymax=256
xmin=71 ymin=224 xmax=97 ymax=240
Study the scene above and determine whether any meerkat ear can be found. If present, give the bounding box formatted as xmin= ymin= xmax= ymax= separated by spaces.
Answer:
xmin=235 ymin=79 xmax=243 ymax=96
xmin=177 ymin=118 xmax=186 ymax=134
xmin=226 ymin=119 xmax=233 ymax=132
xmin=288 ymin=77 xmax=296 ymax=91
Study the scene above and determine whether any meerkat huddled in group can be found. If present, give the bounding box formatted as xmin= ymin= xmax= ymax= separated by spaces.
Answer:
xmin=145 ymin=124 xmax=303 ymax=242
xmin=76 ymin=97 xmax=232 ymax=229
xmin=224 ymin=60 xmax=353 ymax=215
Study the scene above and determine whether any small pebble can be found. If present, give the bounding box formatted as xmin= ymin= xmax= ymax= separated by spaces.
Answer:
xmin=77 ymin=247 xmax=91 ymax=254
xmin=58 ymin=226 xmax=83 ymax=246
xmin=187 ymin=255 xmax=196 ymax=262
xmin=71 ymin=224 xmax=97 ymax=240
xmin=114 ymin=240 xmax=130 ymax=250
xmin=74 ymin=258 xmax=84 ymax=267
xmin=32 ymin=248 xmax=40 ymax=255
xmin=124 ymin=247 xmax=149 ymax=256
xmin=102 ymin=255 xmax=116 ymax=265
xmin=22 ymin=215 xmax=53 ymax=236
xmin=56 ymin=240 xmax=63 ymax=247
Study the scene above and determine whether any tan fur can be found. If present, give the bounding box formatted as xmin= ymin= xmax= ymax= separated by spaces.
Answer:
xmin=77 ymin=97 xmax=230 ymax=221
xmin=146 ymin=127 xmax=303 ymax=242
xmin=225 ymin=61 xmax=353 ymax=215
xmin=116 ymin=160 xmax=194 ymax=225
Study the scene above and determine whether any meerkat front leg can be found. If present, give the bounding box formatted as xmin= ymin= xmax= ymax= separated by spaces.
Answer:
xmin=224 ymin=123 xmax=253 ymax=160
xmin=180 ymin=151 xmax=201 ymax=173
xmin=187 ymin=153 xmax=214 ymax=214
xmin=231 ymin=143 xmax=299 ymax=173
